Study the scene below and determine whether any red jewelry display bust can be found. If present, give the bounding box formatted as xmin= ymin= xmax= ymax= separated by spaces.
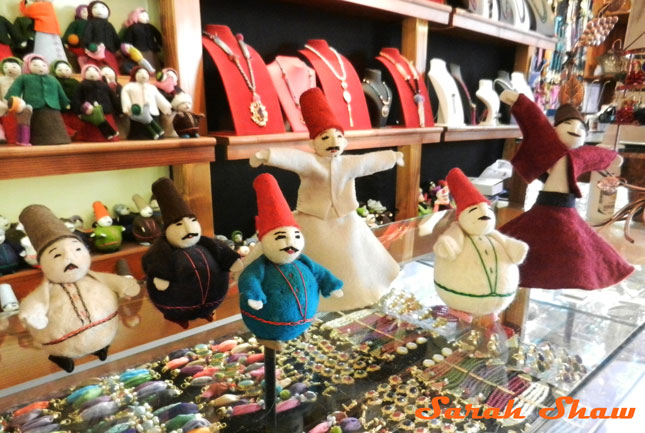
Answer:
xmin=267 ymin=56 xmax=316 ymax=133
xmin=377 ymin=47 xmax=434 ymax=128
xmin=202 ymin=24 xmax=284 ymax=135
xmin=299 ymin=39 xmax=370 ymax=130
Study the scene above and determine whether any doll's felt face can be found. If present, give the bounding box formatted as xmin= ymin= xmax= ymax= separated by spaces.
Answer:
xmin=232 ymin=232 xmax=243 ymax=243
xmin=458 ymin=202 xmax=495 ymax=236
xmin=555 ymin=119 xmax=586 ymax=149
xmin=135 ymin=69 xmax=150 ymax=84
xmin=140 ymin=206 xmax=153 ymax=218
xmin=97 ymin=216 xmax=113 ymax=227
xmin=3 ymin=62 xmax=22 ymax=78
xmin=176 ymin=101 xmax=192 ymax=112
xmin=114 ymin=204 xmax=130 ymax=216
xmin=85 ymin=66 xmax=101 ymax=81
xmin=101 ymin=66 xmax=116 ymax=82
xmin=40 ymin=238 xmax=91 ymax=283
xmin=139 ymin=11 xmax=150 ymax=24
xmin=55 ymin=63 xmax=72 ymax=79
xmin=261 ymin=226 xmax=304 ymax=265
xmin=166 ymin=70 xmax=178 ymax=85
xmin=29 ymin=59 xmax=49 ymax=76
xmin=313 ymin=128 xmax=347 ymax=158
xmin=80 ymin=7 xmax=89 ymax=20
xmin=166 ymin=216 xmax=201 ymax=248
xmin=92 ymin=3 xmax=109 ymax=19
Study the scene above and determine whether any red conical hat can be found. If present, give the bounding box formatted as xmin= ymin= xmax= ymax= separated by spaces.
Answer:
xmin=446 ymin=168 xmax=489 ymax=217
xmin=253 ymin=173 xmax=299 ymax=239
xmin=300 ymin=87 xmax=344 ymax=139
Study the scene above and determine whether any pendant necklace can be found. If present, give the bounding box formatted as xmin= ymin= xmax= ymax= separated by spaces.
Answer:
xmin=362 ymin=78 xmax=392 ymax=117
xmin=304 ymin=44 xmax=354 ymax=127
xmin=275 ymin=57 xmax=315 ymax=124
xmin=379 ymin=51 xmax=426 ymax=126
xmin=203 ymin=31 xmax=268 ymax=127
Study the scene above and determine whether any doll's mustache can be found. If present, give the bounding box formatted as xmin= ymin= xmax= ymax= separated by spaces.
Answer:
xmin=182 ymin=233 xmax=199 ymax=240
xmin=65 ymin=263 xmax=78 ymax=272
xmin=281 ymin=246 xmax=299 ymax=254
xmin=478 ymin=216 xmax=491 ymax=221
xmin=326 ymin=146 xmax=340 ymax=151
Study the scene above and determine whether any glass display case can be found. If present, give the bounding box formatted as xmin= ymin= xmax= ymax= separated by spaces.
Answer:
xmin=0 ymin=203 xmax=643 ymax=433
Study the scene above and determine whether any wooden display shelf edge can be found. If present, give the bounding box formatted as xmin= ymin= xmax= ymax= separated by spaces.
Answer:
xmin=212 ymin=127 xmax=443 ymax=160
xmin=0 ymin=137 xmax=217 ymax=179
xmin=442 ymin=125 xmax=522 ymax=141
xmin=450 ymin=9 xmax=556 ymax=50
xmin=0 ymin=243 xmax=148 ymax=301
xmin=340 ymin=0 xmax=452 ymax=24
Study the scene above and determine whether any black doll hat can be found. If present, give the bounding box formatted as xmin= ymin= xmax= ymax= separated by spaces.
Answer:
xmin=151 ymin=178 xmax=194 ymax=227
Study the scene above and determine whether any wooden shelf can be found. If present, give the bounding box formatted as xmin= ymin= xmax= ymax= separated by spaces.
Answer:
xmin=0 ymin=138 xmax=217 ymax=180
xmin=213 ymin=127 xmax=443 ymax=160
xmin=0 ymin=243 xmax=148 ymax=300
xmin=442 ymin=125 xmax=522 ymax=142
xmin=450 ymin=8 xmax=556 ymax=50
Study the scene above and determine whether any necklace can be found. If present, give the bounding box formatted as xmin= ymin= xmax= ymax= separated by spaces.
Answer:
xmin=362 ymin=78 xmax=392 ymax=117
xmin=275 ymin=57 xmax=315 ymax=124
xmin=203 ymin=31 xmax=268 ymax=127
xmin=304 ymin=44 xmax=354 ymax=127
xmin=378 ymin=51 xmax=426 ymax=126
xmin=500 ymin=0 xmax=513 ymax=21
xmin=517 ymin=0 xmax=527 ymax=22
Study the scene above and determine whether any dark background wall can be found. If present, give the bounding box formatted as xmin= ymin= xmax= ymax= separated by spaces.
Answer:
xmin=201 ymin=0 xmax=513 ymax=237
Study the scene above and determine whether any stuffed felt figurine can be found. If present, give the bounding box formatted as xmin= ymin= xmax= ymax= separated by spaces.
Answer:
xmin=11 ymin=15 xmax=34 ymax=57
xmin=83 ymin=1 xmax=120 ymax=73
xmin=250 ymin=88 xmax=401 ymax=311
xmin=155 ymin=68 xmax=183 ymax=102
xmin=91 ymin=201 xmax=124 ymax=253
xmin=5 ymin=53 xmax=71 ymax=145
xmin=171 ymin=92 xmax=203 ymax=138
xmin=62 ymin=5 xmax=89 ymax=66
xmin=0 ymin=57 xmax=32 ymax=146
xmin=0 ymin=215 xmax=9 ymax=231
xmin=121 ymin=66 xmax=171 ymax=140
xmin=19 ymin=0 xmax=68 ymax=64
xmin=121 ymin=8 xmax=163 ymax=73
xmin=113 ymin=203 xmax=135 ymax=242
xmin=499 ymin=91 xmax=634 ymax=290
xmin=433 ymin=168 xmax=528 ymax=322
xmin=60 ymin=216 xmax=91 ymax=250
xmin=0 ymin=228 xmax=21 ymax=275
xmin=156 ymin=68 xmax=184 ymax=138
xmin=17 ymin=204 xmax=140 ymax=372
xmin=239 ymin=174 xmax=343 ymax=349
xmin=141 ymin=177 xmax=242 ymax=329
xmin=149 ymin=194 xmax=162 ymax=225
xmin=51 ymin=59 xmax=81 ymax=137
xmin=5 ymin=222 xmax=38 ymax=268
xmin=74 ymin=64 xmax=120 ymax=141
xmin=131 ymin=193 xmax=162 ymax=245
xmin=100 ymin=65 xmax=129 ymax=137
xmin=0 ymin=16 xmax=26 ymax=61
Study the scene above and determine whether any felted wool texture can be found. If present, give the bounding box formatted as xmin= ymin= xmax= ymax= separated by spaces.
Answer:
xmin=0 ymin=243 xmax=20 ymax=274
xmin=30 ymin=108 xmax=71 ymax=145
xmin=173 ymin=111 xmax=201 ymax=137
xmin=32 ymin=32 xmax=67 ymax=65
xmin=501 ymin=197 xmax=634 ymax=290
xmin=19 ymin=204 xmax=76 ymax=256
xmin=300 ymin=87 xmax=344 ymax=139
xmin=142 ymin=236 xmax=239 ymax=322
xmin=433 ymin=222 xmax=520 ymax=316
xmin=92 ymin=225 xmax=123 ymax=253
xmin=152 ymin=177 xmax=194 ymax=227
xmin=128 ymin=116 xmax=160 ymax=140
xmin=254 ymin=173 xmax=299 ymax=239
xmin=239 ymin=254 xmax=342 ymax=341
xmin=132 ymin=215 xmax=162 ymax=244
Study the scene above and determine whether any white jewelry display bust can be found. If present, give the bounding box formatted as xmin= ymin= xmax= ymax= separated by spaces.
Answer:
xmin=511 ymin=72 xmax=535 ymax=101
xmin=475 ymin=79 xmax=500 ymax=126
xmin=427 ymin=58 xmax=464 ymax=127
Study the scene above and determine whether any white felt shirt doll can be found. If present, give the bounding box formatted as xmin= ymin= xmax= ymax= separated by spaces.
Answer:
xmin=251 ymin=88 xmax=402 ymax=311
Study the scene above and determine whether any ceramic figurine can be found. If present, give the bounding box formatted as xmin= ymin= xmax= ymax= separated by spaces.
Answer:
xmin=171 ymin=92 xmax=202 ymax=138
xmin=239 ymin=173 xmax=343 ymax=350
xmin=18 ymin=204 xmax=140 ymax=372
xmin=142 ymin=178 xmax=242 ymax=329
xmin=131 ymin=194 xmax=162 ymax=245
xmin=121 ymin=66 xmax=171 ymax=140
xmin=250 ymin=88 xmax=402 ymax=311
xmin=19 ymin=0 xmax=68 ymax=64
xmin=0 ymin=57 xmax=32 ymax=146
xmin=62 ymin=5 xmax=89 ymax=65
xmin=121 ymin=8 xmax=163 ymax=72
xmin=74 ymin=64 xmax=119 ymax=140
xmin=0 ymin=228 xmax=21 ymax=275
xmin=90 ymin=201 xmax=124 ymax=253
xmin=83 ymin=1 xmax=120 ymax=73
xmin=433 ymin=168 xmax=528 ymax=322
xmin=5 ymin=54 xmax=71 ymax=145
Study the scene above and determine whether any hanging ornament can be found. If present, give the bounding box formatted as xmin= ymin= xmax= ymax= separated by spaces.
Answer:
xmin=559 ymin=76 xmax=584 ymax=107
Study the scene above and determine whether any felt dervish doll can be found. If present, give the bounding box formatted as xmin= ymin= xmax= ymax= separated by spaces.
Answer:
xmin=239 ymin=173 xmax=343 ymax=350
xmin=19 ymin=0 xmax=68 ymax=64
xmin=433 ymin=168 xmax=528 ymax=322
xmin=499 ymin=91 xmax=634 ymax=290
xmin=17 ymin=204 xmax=140 ymax=372
xmin=251 ymin=88 xmax=401 ymax=311
xmin=0 ymin=56 xmax=32 ymax=146
xmin=91 ymin=201 xmax=124 ymax=253
xmin=141 ymin=177 xmax=242 ymax=329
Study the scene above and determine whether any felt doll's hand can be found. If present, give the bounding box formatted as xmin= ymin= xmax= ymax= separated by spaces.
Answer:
xmin=250 ymin=150 xmax=269 ymax=168
xmin=248 ymin=299 xmax=263 ymax=310
xmin=330 ymin=289 xmax=344 ymax=298
xmin=434 ymin=236 xmax=460 ymax=261
xmin=395 ymin=151 xmax=405 ymax=167
xmin=500 ymin=90 xmax=519 ymax=106
xmin=122 ymin=277 xmax=141 ymax=297
xmin=505 ymin=238 xmax=529 ymax=265
xmin=153 ymin=277 xmax=170 ymax=291
xmin=230 ymin=258 xmax=244 ymax=273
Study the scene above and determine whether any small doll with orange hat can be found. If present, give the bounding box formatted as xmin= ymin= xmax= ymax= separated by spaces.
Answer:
xmin=239 ymin=173 xmax=343 ymax=349
xmin=433 ymin=168 xmax=529 ymax=322
xmin=499 ymin=91 xmax=634 ymax=290
xmin=91 ymin=201 xmax=124 ymax=253
xmin=142 ymin=177 xmax=242 ymax=329
xmin=251 ymin=88 xmax=401 ymax=312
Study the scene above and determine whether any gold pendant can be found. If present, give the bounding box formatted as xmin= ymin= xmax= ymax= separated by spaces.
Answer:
xmin=250 ymin=100 xmax=268 ymax=127
xmin=381 ymin=105 xmax=390 ymax=117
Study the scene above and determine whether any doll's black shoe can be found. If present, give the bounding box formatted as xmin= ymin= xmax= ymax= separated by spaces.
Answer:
xmin=49 ymin=355 xmax=75 ymax=373
xmin=93 ymin=346 xmax=110 ymax=361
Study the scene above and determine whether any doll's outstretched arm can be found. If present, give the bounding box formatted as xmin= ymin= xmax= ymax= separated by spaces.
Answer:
xmin=18 ymin=279 xmax=50 ymax=330
xmin=489 ymin=231 xmax=529 ymax=265
xmin=344 ymin=150 xmax=402 ymax=178
xmin=433 ymin=221 xmax=465 ymax=261
xmin=250 ymin=148 xmax=316 ymax=176
xmin=88 ymin=271 xmax=141 ymax=298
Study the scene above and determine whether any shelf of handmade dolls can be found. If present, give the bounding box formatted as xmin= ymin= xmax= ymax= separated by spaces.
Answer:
xmin=0 ymin=137 xmax=216 ymax=180
xmin=449 ymin=8 xmax=556 ymax=50
xmin=442 ymin=125 xmax=522 ymax=142
xmin=212 ymin=127 xmax=443 ymax=160
xmin=0 ymin=243 xmax=148 ymax=301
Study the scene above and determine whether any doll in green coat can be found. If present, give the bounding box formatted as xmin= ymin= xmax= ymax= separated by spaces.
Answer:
xmin=5 ymin=53 xmax=71 ymax=145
